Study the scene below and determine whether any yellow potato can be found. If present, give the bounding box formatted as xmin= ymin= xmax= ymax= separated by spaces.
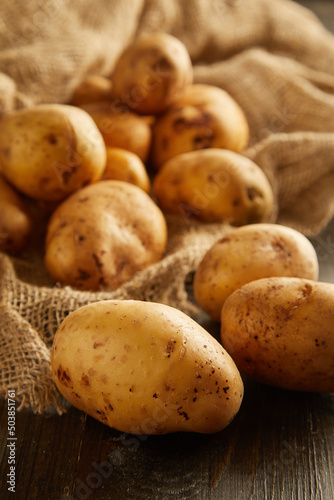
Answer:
xmin=51 ymin=300 xmax=244 ymax=434
xmin=151 ymin=84 xmax=249 ymax=169
xmin=194 ymin=224 xmax=319 ymax=321
xmin=101 ymin=148 xmax=151 ymax=193
xmin=70 ymin=75 xmax=113 ymax=106
xmin=153 ymin=149 xmax=273 ymax=224
xmin=221 ymin=277 xmax=334 ymax=393
xmin=0 ymin=104 xmax=106 ymax=201
xmin=80 ymin=102 xmax=153 ymax=162
xmin=111 ymin=32 xmax=193 ymax=115
xmin=44 ymin=180 xmax=167 ymax=291
xmin=0 ymin=175 xmax=32 ymax=254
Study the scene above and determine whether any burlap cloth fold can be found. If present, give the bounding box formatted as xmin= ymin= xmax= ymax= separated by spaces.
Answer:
xmin=1 ymin=0 xmax=334 ymax=413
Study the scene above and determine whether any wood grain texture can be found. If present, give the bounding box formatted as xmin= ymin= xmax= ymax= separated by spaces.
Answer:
xmin=1 ymin=2 xmax=334 ymax=499
xmin=2 ymin=372 xmax=332 ymax=499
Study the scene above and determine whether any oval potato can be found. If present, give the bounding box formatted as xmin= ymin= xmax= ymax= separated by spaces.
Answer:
xmin=70 ymin=75 xmax=113 ymax=106
xmin=111 ymin=33 xmax=193 ymax=115
xmin=44 ymin=180 xmax=167 ymax=291
xmin=194 ymin=224 xmax=319 ymax=321
xmin=0 ymin=174 xmax=32 ymax=254
xmin=51 ymin=300 xmax=244 ymax=434
xmin=0 ymin=104 xmax=106 ymax=201
xmin=101 ymin=147 xmax=151 ymax=193
xmin=80 ymin=102 xmax=152 ymax=162
xmin=153 ymin=149 xmax=273 ymax=225
xmin=151 ymin=84 xmax=249 ymax=169
xmin=221 ymin=277 xmax=334 ymax=393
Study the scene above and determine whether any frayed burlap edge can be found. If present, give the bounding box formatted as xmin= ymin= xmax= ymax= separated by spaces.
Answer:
xmin=0 ymin=304 xmax=67 ymax=414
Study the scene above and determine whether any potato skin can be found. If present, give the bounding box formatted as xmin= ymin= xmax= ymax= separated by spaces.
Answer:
xmin=153 ymin=149 xmax=273 ymax=224
xmin=194 ymin=224 xmax=319 ymax=321
xmin=0 ymin=104 xmax=106 ymax=201
xmin=151 ymin=84 xmax=249 ymax=169
xmin=80 ymin=102 xmax=152 ymax=162
xmin=111 ymin=33 xmax=193 ymax=115
xmin=51 ymin=300 xmax=244 ymax=434
xmin=0 ymin=175 xmax=32 ymax=254
xmin=44 ymin=180 xmax=167 ymax=291
xmin=70 ymin=75 xmax=113 ymax=106
xmin=101 ymin=147 xmax=151 ymax=193
xmin=221 ymin=277 xmax=334 ymax=393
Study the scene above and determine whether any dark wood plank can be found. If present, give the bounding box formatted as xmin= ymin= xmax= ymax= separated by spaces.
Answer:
xmin=0 ymin=404 xmax=86 ymax=500
xmin=5 ymin=374 xmax=329 ymax=500
xmin=1 ymin=384 xmax=333 ymax=499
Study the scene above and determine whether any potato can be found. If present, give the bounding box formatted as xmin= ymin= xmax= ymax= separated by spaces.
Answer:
xmin=37 ymin=199 xmax=61 ymax=216
xmin=111 ymin=33 xmax=193 ymax=115
xmin=51 ymin=300 xmax=244 ymax=434
xmin=221 ymin=277 xmax=334 ymax=393
xmin=153 ymin=149 xmax=273 ymax=224
xmin=151 ymin=84 xmax=249 ymax=169
xmin=0 ymin=174 xmax=32 ymax=254
xmin=44 ymin=180 xmax=167 ymax=291
xmin=194 ymin=224 xmax=319 ymax=322
xmin=80 ymin=102 xmax=152 ymax=162
xmin=70 ymin=75 xmax=113 ymax=106
xmin=101 ymin=147 xmax=151 ymax=193
xmin=0 ymin=104 xmax=106 ymax=201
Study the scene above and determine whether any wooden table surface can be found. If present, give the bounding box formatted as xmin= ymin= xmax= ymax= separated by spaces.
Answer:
xmin=1 ymin=1 xmax=334 ymax=499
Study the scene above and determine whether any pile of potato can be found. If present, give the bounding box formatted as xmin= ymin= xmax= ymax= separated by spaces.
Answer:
xmin=1 ymin=32 xmax=333 ymax=435
xmin=0 ymin=32 xmax=273 ymax=290
xmin=194 ymin=223 xmax=334 ymax=396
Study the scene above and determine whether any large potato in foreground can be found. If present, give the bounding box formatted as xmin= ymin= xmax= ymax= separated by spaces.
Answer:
xmin=221 ymin=277 xmax=334 ymax=393
xmin=151 ymin=84 xmax=249 ymax=169
xmin=0 ymin=104 xmax=106 ymax=201
xmin=194 ymin=224 xmax=319 ymax=321
xmin=153 ymin=149 xmax=273 ymax=224
xmin=0 ymin=175 xmax=32 ymax=254
xmin=51 ymin=300 xmax=244 ymax=434
xmin=111 ymin=33 xmax=193 ymax=115
xmin=81 ymin=102 xmax=152 ymax=162
xmin=44 ymin=181 xmax=167 ymax=291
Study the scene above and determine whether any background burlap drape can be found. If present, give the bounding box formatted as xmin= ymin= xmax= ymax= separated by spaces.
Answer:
xmin=1 ymin=0 xmax=334 ymax=413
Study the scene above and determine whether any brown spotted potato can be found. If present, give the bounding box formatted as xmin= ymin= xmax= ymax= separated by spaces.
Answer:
xmin=151 ymin=84 xmax=249 ymax=169
xmin=0 ymin=104 xmax=106 ymax=201
xmin=111 ymin=33 xmax=193 ymax=115
xmin=194 ymin=224 xmax=319 ymax=322
xmin=44 ymin=180 xmax=167 ymax=291
xmin=221 ymin=277 xmax=334 ymax=393
xmin=51 ymin=300 xmax=244 ymax=434
xmin=153 ymin=149 xmax=273 ymax=225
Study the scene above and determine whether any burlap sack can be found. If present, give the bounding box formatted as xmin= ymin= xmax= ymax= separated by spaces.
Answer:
xmin=1 ymin=0 xmax=334 ymax=413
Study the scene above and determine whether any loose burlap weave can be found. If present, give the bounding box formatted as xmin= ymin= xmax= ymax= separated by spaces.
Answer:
xmin=1 ymin=0 xmax=334 ymax=414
